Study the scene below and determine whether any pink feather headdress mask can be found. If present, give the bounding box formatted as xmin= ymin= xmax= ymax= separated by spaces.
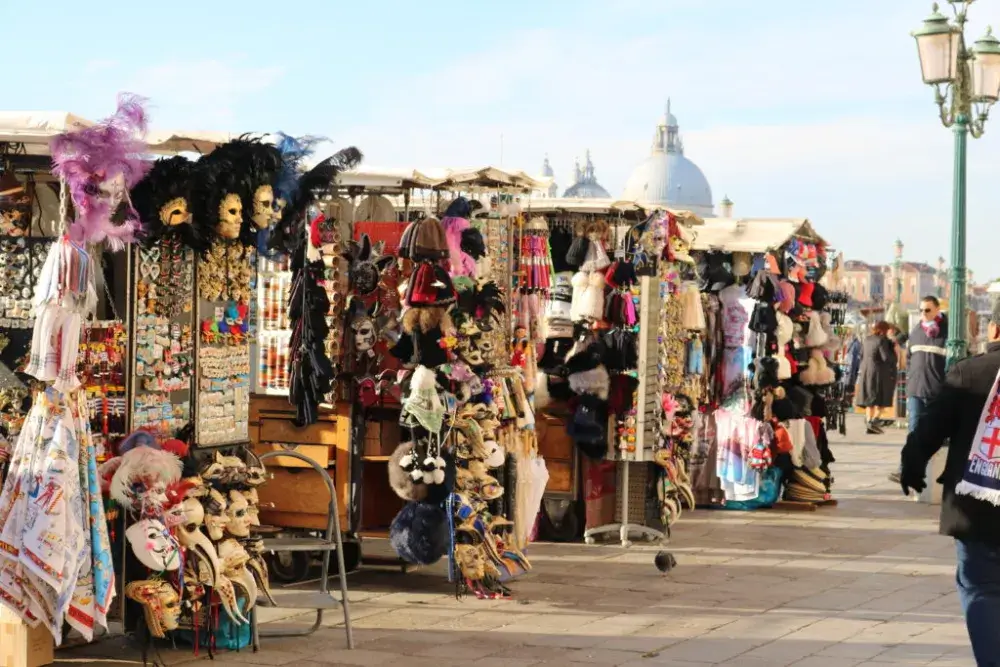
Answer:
xmin=49 ymin=94 xmax=151 ymax=251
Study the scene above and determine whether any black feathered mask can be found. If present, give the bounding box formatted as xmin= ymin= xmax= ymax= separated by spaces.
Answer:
xmin=191 ymin=135 xmax=283 ymax=250
xmin=131 ymin=156 xmax=200 ymax=249
xmin=341 ymin=233 xmax=393 ymax=296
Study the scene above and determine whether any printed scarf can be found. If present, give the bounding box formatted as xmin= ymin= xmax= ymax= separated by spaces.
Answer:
xmin=956 ymin=366 xmax=1000 ymax=504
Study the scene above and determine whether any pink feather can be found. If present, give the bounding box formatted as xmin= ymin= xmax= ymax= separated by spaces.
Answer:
xmin=441 ymin=215 xmax=476 ymax=277
xmin=50 ymin=93 xmax=151 ymax=249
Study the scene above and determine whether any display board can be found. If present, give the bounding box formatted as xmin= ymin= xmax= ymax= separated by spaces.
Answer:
xmin=193 ymin=241 xmax=255 ymax=446
xmin=129 ymin=240 xmax=195 ymax=438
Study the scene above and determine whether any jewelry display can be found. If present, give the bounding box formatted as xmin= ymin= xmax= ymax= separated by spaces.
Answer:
xmin=132 ymin=239 xmax=196 ymax=438
xmin=77 ymin=320 xmax=127 ymax=461
xmin=196 ymin=342 xmax=250 ymax=446
xmin=0 ymin=238 xmax=52 ymax=329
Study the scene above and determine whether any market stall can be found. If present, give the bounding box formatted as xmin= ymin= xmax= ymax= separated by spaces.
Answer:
xmin=680 ymin=217 xmax=844 ymax=510
xmin=245 ymin=164 xmax=548 ymax=598
xmin=0 ymin=98 xmax=360 ymax=661
xmin=522 ymin=199 xmax=704 ymax=544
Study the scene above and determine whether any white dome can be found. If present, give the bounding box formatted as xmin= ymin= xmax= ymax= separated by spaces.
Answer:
xmin=621 ymin=102 xmax=714 ymax=217
xmin=621 ymin=152 xmax=713 ymax=215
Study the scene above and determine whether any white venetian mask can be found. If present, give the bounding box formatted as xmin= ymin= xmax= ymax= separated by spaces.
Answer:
xmin=126 ymin=518 xmax=180 ymax=572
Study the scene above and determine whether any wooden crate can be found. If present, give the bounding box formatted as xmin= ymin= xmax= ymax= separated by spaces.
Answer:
xmin=0 ymin=606 xmax=53 ymax=667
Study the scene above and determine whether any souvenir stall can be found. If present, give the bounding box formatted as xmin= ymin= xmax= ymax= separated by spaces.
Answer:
xmin=681 ymin=217 xmax=840 ymax=511
xmin=247 ymin=165 xmax=547 ymax=598
xmin=523 ymin=200 xmax=703 ymax=545
xmin=0 ymin=98 xmax=360 ymax=661
xmin=375 ymin=168 xmax=544 ymax=597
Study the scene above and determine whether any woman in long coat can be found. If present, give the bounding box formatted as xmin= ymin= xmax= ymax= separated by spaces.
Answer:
xmin=857 ymin=320 xmax=897 ymax=434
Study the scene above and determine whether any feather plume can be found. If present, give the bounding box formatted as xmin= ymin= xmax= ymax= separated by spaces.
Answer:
xmin=50 ymin=93 xmax=150 ymax=249
xmin=269 ymin=146 xmax=363 ymax=255
xmin=109 ymin=446 xmax=182 ymax=509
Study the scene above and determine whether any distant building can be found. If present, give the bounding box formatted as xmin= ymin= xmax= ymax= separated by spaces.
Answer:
xmin=883 ymin=262 xmax=940 ymax=309
xmin=563 ymin=150 xmax=611 ymax=199
xmin=621 ymin=100 xmax=714 ymax=217
xmin=843 ymin=260 xmax=886 ymax=306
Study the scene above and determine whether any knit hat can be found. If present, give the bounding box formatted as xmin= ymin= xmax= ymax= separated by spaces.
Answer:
xmin=400 ymin=366 xmax=445 ymax=432
xmin=777 ymin=281 xmax=796 ymax=313
xmin=400 ymin=217 xmax=450 ymax=262
xmin=405 ymin=264 xmax=457 ymax=308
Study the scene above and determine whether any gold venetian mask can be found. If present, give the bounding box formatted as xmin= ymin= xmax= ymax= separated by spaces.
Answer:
xmin=455 ymin=544 xmax=486 ymax=581
xmin=217 ymin=193 xmax=242 ymax=239
xmin=125 ymin=579 xmax=182 ymax=638
xmin=251 ymin=184 xmax=274 ymax=230
xmin=160 ymin=197 xmax=192 ymax=227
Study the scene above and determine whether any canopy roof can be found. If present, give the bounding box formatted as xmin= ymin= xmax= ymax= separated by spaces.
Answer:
xmin=691 ymin=217 xmax=825 ymax=252
xmin=0 ymin=111 xmax=230 ymax=156
xmin=337 ymin=165 xmax=543 ymax=192
xmin=526 ymin=197 xmax=703 ymax=226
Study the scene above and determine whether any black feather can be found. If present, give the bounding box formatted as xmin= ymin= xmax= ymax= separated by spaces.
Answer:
xmin=268 ymin=146 xmax=363 ymax=255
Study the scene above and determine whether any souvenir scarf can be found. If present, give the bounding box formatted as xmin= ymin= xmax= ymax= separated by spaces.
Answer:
xmin=0 ymin=391 xmax=113 ymax=643
xmin=921 ymin=315 xmax=942 ymax=339
xmin=955 ymin=367 xmax=1000 ymax=504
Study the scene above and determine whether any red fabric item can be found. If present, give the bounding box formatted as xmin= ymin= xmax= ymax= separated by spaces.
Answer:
xmin=798 ymin=282 xmax=815 ymax=307
xmin=785 ymin=349 xmax=798 ymax=374
xmin=805 ymin=416 xmax=824 ymax=439
xmin=309 ymin=214 xmax=324 ymax=248
xmin=407 ymin=264 xmax=437 ymax=305
xmin=772 ymin=422 xmax=793 ymax=453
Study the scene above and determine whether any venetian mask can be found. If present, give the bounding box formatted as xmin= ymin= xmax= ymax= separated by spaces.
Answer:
xmin=125 ymin=579 xmax=182 ymax=638
xmin=160 ymin=196 xmax=192 ymax=227
xmin=126 ymin=519 xmax=180 ymax=572
xmin=175 ymin=497 xmax=223 ymax=590
xmin=480 ymin=440 xmax=505 ymax=469
xmin=203 ymin=489 xmax=230 ymax=541
xmin=225 ymin=490 xmax=251 ymax=537
xmin=217 ymin=192 xmax=242 ymax=239
xmin=242 ymin=490 xmax=261 ymax=527
xmin=218 ymin=539 xmax=257 ymax=614
xmin=455 ymin=544 xmax=486 ymax=581
xmin=352 ymin=316 xmax=376 ymax=354
xmin=251 ymin=184 xmax=275 ymax=230
xmin=455 ymin=335 xmax=485 ymax=367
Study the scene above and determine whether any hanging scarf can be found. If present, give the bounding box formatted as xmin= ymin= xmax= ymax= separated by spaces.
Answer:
xmin=955 ymin=366 xmax=1000 ymax=504
xmin=921 ymin=315 xmax=942 ymax=339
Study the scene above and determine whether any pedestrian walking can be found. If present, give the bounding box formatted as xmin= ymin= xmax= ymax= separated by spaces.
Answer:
xmin=900 ymin=302 xmax=1000 ymax=666
xmin=856 ymin=321 xmax=897 ymax=434
xmin=890 ymin=296 xmax=948 ymax=483
xmin=906 ymin=296 xmax=948 ymax=429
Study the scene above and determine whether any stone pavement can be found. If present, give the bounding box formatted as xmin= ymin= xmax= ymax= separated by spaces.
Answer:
xmin=57 ymin=415 xmax=974 ymax=666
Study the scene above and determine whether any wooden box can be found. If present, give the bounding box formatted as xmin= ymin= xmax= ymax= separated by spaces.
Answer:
xmin=0 ymin=606 xmax=54 ymax=667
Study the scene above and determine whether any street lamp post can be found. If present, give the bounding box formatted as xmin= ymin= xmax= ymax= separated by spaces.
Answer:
xmin=912 ymin=1 xmax=1000 ymax=367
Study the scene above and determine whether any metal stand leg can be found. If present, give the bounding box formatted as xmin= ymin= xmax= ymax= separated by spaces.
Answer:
xmin=583 ymin=461 xmax=666 ymax=547
xmin=329 ymin=470 xmax=354 ymax=649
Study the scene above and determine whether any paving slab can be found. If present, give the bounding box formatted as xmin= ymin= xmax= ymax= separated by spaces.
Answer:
xmin=54 ymin=416 xmax=975 ymax=666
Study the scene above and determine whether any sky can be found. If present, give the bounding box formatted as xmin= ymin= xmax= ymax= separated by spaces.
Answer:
xmin=4 ymin=0 xmax=1000 ymax=279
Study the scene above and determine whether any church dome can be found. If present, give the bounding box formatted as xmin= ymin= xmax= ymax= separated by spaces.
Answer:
xmin=563 ymin=150 xmax=611 ymax=199
xmin=621 ymin=102 xmax=713 ymax=216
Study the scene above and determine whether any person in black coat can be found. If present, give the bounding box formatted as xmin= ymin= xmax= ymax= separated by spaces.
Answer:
xmin=856 ymin=320 xmax=897 ymax=434
xmin=900 ymin=304 xmax=1000 ymax=666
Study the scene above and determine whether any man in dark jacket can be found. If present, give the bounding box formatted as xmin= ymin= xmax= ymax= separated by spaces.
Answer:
xmin=891 ymin=296 xmax=948 ymax=482
xmin=907 ymin=296 xmax=949 ymax=430
xmin=900 ymin=304 xmax=1000 ymax=665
